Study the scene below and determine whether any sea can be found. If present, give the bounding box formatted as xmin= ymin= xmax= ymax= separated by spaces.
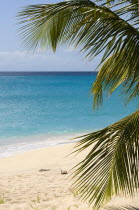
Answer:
xmin=0 ymin=72 xmax=137 ymax=157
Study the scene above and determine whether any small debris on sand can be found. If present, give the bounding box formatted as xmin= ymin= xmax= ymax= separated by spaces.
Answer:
xmin=61 ymin=170 xmax=68 ymax=175
xmin=39 ymin=169 xmax=50 ymax=172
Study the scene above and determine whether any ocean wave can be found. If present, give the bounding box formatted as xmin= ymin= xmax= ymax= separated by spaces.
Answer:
xmin=0 ymin=132 xmax=86 ymax=158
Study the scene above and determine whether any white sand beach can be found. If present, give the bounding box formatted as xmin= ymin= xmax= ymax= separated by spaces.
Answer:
xmin=0 ymin=143 xmax=139 ymax=210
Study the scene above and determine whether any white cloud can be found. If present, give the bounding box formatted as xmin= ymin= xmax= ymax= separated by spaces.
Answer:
xmin=0 ymin=51 xmax=65 ymax=71
xmin=0 ymin=51 xmax=99 ymax=72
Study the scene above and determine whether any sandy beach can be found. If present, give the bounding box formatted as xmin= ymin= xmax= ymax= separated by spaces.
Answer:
xmin=0 ymin=143 xmax=139 ymax=210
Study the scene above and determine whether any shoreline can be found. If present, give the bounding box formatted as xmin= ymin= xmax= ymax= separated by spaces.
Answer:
xmin=0 ymin=143 xmax=139 ymax=209
xmin=0 ymin=132 xmax=88 ymax=158
xmin=0 ymin=140 xmax=75 ymax=159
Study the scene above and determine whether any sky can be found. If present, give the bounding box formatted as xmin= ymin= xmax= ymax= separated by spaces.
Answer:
xmin=0 ymin=0 xmax=100 ymax=72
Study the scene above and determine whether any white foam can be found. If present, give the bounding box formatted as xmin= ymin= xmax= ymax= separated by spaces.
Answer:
xmin=0 ymin=132 xmax=88 ymax=158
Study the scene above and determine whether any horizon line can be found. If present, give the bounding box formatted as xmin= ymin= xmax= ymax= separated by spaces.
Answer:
xmin=0 ymin=71 xmax=98 ymax=76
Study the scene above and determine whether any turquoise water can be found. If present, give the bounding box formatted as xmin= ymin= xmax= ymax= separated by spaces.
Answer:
xmin=0 ymin=74 xmax=137 ymax=157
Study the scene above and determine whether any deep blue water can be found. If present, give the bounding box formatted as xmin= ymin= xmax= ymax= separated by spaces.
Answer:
xmin=0 ymin=73 xmax=137 ymax=157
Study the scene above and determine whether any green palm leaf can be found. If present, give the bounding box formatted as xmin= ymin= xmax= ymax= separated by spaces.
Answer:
xmin=92 ymin=53 xmax=139 ymax=108
xmin=17 ymin=0 xmax=139 ymax=104
xmin=72 ymin=110 xmax=139 ymax=209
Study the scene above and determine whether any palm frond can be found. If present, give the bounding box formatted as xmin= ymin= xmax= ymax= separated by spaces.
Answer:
xmin=17 ymin=0 xmax=139 ymax=105
xmin=71 ymin=110 xmax=139 ymax=209
xmin=92 ymin=53 xmax=139 ymax=108
xmin=17 ymin=1 xmax=96 ymax=51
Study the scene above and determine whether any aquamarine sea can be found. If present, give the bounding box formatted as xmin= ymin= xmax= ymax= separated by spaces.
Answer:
xmin=0 ymin=73 xmax=137 ymax=157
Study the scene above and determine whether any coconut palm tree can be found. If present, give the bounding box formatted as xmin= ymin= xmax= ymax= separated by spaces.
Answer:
xmin=17 ymin=0 xmax=139 ymax=209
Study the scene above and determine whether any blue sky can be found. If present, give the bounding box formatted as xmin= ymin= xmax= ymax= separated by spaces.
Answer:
xmin=0 ymin=0 xmax=100 ymax=71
